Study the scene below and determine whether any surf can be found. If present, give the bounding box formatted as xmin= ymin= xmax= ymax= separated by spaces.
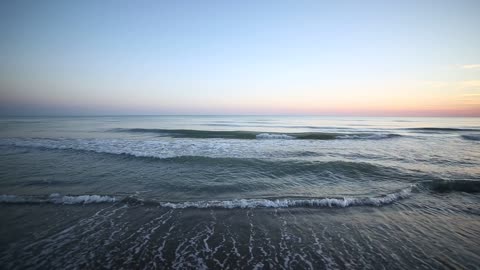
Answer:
xmin=2 ymin=180 xmax=478 ymax=208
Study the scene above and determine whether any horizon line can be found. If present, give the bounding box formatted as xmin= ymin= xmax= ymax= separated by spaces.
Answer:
xmin=1 ymin=114 xmax=480 ymax=118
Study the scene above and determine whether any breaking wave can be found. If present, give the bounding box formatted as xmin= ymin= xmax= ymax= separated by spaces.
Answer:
xmin=336 ymin=134 xmax=401 ymax=140
xmin=2 ymin=180 xmax=478 ymax=208
xmin=113 ymin=128 xmax=400 ymax=140
xmin=156 ymin=187 xmax=413 ymax=208
xmin=0 ymin=189 xmax=411 ymax=208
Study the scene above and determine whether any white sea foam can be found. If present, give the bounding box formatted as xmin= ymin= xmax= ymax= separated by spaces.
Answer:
xmin=337 ymin=134 xmax=395 ymax=140
xmin=49 ymin=193 xmax=117 ymax=204
xmin=256 ymin=133 xmax=295 ymax=140
xmin=159 ymin=187 xmax=413 ymax=209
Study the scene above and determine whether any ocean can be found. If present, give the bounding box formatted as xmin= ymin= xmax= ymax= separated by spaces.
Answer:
xmin=0 ymin=116 xmax=479 ymax=269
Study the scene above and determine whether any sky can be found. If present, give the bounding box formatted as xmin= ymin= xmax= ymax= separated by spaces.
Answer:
xmin=0 ymin=0 xmax=479 ymax=116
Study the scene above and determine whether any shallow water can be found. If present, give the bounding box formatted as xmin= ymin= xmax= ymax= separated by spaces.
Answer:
xmin=0 ymin=116 xmax=479 ymax=269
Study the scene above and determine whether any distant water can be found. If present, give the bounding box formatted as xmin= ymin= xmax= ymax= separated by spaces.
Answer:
xmin=0 ymin=116 xmax=479 ymax=269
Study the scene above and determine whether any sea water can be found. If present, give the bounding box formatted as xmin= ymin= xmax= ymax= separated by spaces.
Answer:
xmin=0 ymin=116 xmax=479 ymax=269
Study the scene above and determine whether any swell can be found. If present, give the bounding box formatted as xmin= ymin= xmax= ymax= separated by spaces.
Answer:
xmin=461 ymin=134 xmax=480 ymax=141
xmin=113 ymin=128 xmax=401 ymax=140
xmin=2 ymin=180 xmax=479 ymax=208
xmin=406 ymin=127 xmax=480 ymax=132
xmin=417 ymin=180 xmax=480 ymax=193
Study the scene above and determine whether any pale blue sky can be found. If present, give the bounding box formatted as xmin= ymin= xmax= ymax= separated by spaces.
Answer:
xmin=1 ymin=0 xmax=479 ymax=115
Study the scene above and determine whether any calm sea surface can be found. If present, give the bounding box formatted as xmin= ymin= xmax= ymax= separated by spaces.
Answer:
xmin=0 ymin=116 xmax=479 ymax=269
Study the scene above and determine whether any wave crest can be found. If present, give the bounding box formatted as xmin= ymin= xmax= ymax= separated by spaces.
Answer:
xmin=0 ymin=188 xmax=412 ymax=208
xmin=461 ymin=134 xmax=480 ymax=141
xmin=3 ymin=181 xmax=477 ymax=208
xmin=158 ymin=187 xmax=412 ymax=209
